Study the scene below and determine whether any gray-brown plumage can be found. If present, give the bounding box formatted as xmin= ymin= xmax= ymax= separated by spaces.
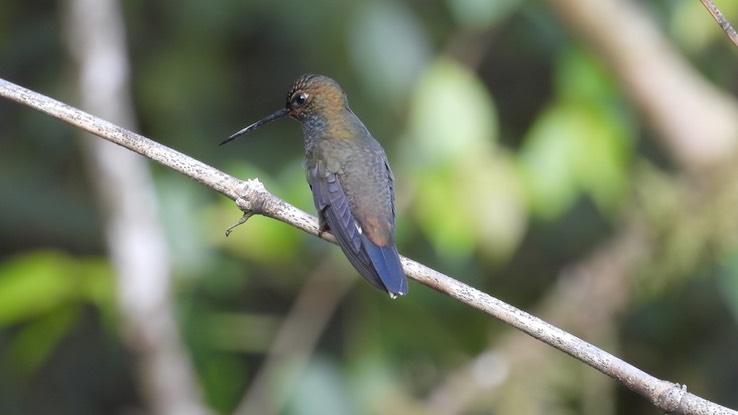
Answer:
xmin=222 ymin=74 xmax=408 ymax=298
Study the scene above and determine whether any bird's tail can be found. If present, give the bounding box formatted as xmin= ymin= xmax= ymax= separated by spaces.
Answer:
xmin=363 ymin=238 xmax=408 ymax=298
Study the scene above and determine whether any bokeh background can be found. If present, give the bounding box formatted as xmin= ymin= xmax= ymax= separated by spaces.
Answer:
xmin=2 ymin=0 xmax=738 ymax=414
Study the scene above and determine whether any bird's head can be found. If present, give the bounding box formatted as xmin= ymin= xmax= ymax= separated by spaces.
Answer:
xmin=285 ymin=74 xmax=348 ymax=121
xmin=221 ymin=74 xmax=348 ymax=145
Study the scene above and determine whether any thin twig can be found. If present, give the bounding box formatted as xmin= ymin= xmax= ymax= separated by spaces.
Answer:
xmin=0 ymin=78 xmax=735 ymax=415
xmin=699 ymin=0 xmax=738 ymax=49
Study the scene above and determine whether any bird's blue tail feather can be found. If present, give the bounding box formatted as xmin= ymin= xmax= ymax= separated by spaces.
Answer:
xmin=363 ymin=238 xmax=408 ymax=297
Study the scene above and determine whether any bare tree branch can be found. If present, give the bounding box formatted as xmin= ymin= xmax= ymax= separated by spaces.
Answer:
xmin=1 ymin=78 xmax=735 ymax=415
xmin=699 ymin=0 xmax=738 ymax=49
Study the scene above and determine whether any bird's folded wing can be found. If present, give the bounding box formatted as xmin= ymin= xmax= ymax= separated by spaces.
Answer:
xmin=307 ymin=162 xmax=386 ymax=291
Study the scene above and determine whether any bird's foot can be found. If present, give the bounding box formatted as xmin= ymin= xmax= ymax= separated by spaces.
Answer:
xmin=317 ymin=219 xmax=330 ymax=238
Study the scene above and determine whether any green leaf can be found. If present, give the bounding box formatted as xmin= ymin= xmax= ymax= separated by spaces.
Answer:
xmin=406 ymin=58 xmax=525 ymax=261
xmin=0 ymin=251 xmax=113 ymax=376
xmin=522 ymin=47 xmax=631 ymax=219
xmin=408 ymin=57 xmax=498 ymax=164
xmin=555 ymin=47 xmax=616 ymax=102
xmin=0 ymin=251 xmax=113 ymax=326
xmin=6 ymin=305 xmax=79 ymax=377
xmin=413 ymin=153 xmax=526 ymax=261
xmin=520 ymin=104 xmax=580 ymax=218
xmin=520 ymin=102 xmax=630 ymax=219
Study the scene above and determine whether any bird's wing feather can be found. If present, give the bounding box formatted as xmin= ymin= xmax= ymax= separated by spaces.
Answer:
xmin=306 ymin=160 xmax=407 ymax=296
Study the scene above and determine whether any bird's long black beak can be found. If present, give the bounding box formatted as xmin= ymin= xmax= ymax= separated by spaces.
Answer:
xmin=220 ymin=107 xmax=290 ymax=146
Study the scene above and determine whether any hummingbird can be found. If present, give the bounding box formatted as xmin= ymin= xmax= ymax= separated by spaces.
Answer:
xmin=222 ymin=74 xmax=408 ymax=298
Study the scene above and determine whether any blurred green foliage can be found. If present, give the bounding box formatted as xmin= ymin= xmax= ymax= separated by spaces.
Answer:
xmin=1 ymin=0 xmax=738 ymax=414
xmin=0 ymin=251 xmax=113 ymax=376
xmin=522 ymin=48 xmax=631 ymax=219
xmin=408 ymin=58 xmax=527 ymax=261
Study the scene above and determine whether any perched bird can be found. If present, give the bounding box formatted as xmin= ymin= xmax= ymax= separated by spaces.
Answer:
xmin=222 ymin=74 xmax=408 ymax=298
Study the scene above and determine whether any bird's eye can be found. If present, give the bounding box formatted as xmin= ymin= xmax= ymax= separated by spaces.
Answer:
xmin=290 ymin=92 xmax=308 ymax=109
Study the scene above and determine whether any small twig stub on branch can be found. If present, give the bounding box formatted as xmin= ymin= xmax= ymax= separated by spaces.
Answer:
xmin=700 ymin=0 xmax=738 ymax=49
